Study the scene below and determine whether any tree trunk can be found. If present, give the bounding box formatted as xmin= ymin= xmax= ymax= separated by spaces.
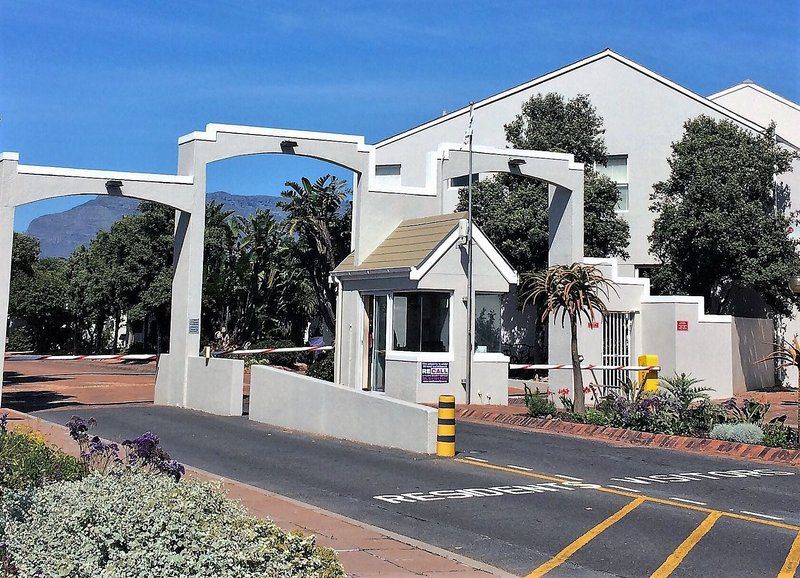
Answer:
xmin=112 ymin=310 xmax=120 ymax=354
xmin=570 ymin=314 xmax=585 ymax=413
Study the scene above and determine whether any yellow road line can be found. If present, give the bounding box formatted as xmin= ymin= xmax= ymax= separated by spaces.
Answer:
xmin=526 ymin=497 xmax=645 ymax=577
xmin=779 ymin=531 xmax=800 ymax=577
xmin=454 ymin=458 xmax=800 ymax=532
xmin=650 ymin=512 xmax=722 ymax=578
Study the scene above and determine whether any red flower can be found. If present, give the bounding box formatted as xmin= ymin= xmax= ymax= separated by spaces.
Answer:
xmin=583 ymin=386 xmax=592 ymax=393
xmin=558 ymin=388 xmax=570 ymax=395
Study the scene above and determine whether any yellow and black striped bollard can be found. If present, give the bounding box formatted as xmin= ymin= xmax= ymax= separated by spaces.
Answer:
xmin=437 ymin=395 xmax=456 ymax=457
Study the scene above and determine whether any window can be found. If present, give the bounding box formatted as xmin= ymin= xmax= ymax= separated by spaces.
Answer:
xmin=392 ymin=292 xmax=450 ymax=352
xmin=375 ymin=164 xmax=401 ymax=188
xmin=595 ymin=156 xmax=628 ymax=211
xmin=450 ymin=173 xmax=480 ymax=188
xmin=475 ymin=293 xmax=502 ymax=353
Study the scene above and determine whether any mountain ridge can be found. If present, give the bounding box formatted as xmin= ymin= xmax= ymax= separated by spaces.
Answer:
xmin=25 ymin=191 xmax=284 ymax=258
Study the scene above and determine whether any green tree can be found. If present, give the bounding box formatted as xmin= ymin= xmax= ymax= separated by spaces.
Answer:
xmin=9 ymin=235 xmax=72 ymax=352
xmin=649 ymin=117 xmax=800 ymax=316
xmin=279 ymin=175 xmax=352 ymax=334
xmin=458 ymin=93 xmax=630 ymax=275
xmin=521 ymin=263 xmax=614 ymax=413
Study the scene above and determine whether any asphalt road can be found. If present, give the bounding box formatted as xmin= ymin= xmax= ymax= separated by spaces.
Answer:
xmin=36 ymin=405 xmax=800 ymax=577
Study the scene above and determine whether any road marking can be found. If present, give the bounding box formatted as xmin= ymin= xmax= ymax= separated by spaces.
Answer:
xmin=670 ymin=497 xmax=707 ymax=506
xmin=462 ymin=456 xmax=488 ymax=463
xmin=454 ymin=458 xmax=800 ymax=532
xmin=740 ymin=510 xmax=784 ymax=521
xmin=650 ymin=512 xmax=722 ymax=578
xmin=527 ymin=498 xmax=646 ymax=577
xmin=610 ymin=469 xmax=794 ymax=487
xmin=554 ymin=474 xmax=583 ymax=481
xmin=778 ymin=532 xmax=800 ymax=577
xmin=607 ymin=485 xmax=641 ymax=493
xmin=506 ymin=464 xmax=533 ymax=471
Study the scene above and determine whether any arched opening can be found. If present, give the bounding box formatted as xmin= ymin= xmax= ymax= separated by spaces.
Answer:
xmin=202 ymin=153 xmax=354 ymax=390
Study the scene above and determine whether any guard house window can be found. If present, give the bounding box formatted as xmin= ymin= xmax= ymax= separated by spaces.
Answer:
xmin=450 ymin=173 xmax=480 ymax=188
xmin=392 ymin=292 xmax=450 ymax=352
xmin=375 ymin=164 xmax=401 ymax=188
xmin=475 ymin=293 xmax=502 ymax=353
xmin=595 ymin=156 xmax=628 ymax=211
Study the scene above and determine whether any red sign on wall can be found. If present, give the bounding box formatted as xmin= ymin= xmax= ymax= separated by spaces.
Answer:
xmin=677 ymin=320 xmax=689 ymax=332
xmin=588 ymin=321 xmax=600 ymax=329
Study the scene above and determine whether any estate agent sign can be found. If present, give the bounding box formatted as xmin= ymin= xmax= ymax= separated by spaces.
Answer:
xmin=421 ymin=362 xmax=449 ymax=383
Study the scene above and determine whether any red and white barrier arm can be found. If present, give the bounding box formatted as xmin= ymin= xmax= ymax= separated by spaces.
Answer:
xmin=510 ymin=363 xmax=661 ymax=371
xmin=219 ymin=345 xmax=333 ymax=356
xmin=6 ymin=353 xmax=157 ymax=361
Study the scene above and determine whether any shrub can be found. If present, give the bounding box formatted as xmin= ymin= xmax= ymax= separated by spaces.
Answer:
xmin=762 ymin=423 xmax=797 ymax=449
xmin=721 ymin=398 xmax=771 ymax=424
xmin=307 ymin=352 xmax=334 ymax=382
xmin=247 ymin=338 xmax=300 ymax=368
xmin=66 ymin=416 xmax=185 ymax=480
xmin=710 ymin=423 xmax=765 ymax=444
xmin=584 ymin=408 xmax=610 ymax=426
xmin=6 ymin=328 xmax=33 ymax=352
xmin=524 ymin=386 xmax=556 ymax=417
xmin=0 ymin=417 xmax=86 ymax=491
xmin=1 ymin=471 xmax=344 ymax=578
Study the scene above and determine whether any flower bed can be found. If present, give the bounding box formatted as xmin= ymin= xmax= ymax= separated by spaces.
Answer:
xmin=457 ymin=407 xmax=800 ymax=466
xmin=0 ymin=415 xmax=344 ymax=578
xmin=518 ymin=373 xmax=798 ymax=451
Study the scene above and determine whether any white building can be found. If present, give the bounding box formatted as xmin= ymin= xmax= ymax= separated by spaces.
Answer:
xmin=331 ymin=49 xmax=800 ymax=403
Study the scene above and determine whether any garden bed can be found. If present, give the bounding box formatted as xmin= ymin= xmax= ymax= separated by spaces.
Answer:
xmin=457 ymin=407 xmax=800 ymax=467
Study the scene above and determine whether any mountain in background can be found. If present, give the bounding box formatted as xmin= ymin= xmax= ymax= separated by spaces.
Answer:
xmin=25 ymin=191 xmax=284 ymax=258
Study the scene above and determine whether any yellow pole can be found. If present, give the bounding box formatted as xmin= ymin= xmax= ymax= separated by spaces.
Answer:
xmin=437 ymin=394 xmax=456 ymax=457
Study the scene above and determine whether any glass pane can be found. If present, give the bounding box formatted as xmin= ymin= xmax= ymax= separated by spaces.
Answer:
xmin=597 ymin=156 xmax=627 ymax=183
xmin=615 ymin=184 xmax=629 ymax=211
xmin=420 ymin=293 xmax=449 ymax=352
xmin=375 ymin=164 xmax=401 ymax=176
xmin=450 ymin=173 xmax=480 ymax=188
xmin=372 ymin=295 xmax=387 ymax=392
xmin=393 ymin=293 xmax=421 ymax=351
xmin=475 ymin=293 xmax=502 ymax=352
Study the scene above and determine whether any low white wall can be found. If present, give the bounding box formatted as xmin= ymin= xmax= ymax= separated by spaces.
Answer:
xmin=155 ymin=354 xmax=244 ymax=416
xmin=250 ymin=365 xmax=438 ymax=454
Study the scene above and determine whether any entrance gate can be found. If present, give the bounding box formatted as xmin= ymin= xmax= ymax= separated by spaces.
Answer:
xmin=602 ymin=311 xmax=634 ymax=388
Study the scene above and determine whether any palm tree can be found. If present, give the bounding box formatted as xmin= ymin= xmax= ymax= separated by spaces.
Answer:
xmin=521 ymin=263 xmax=615 ymax=413
xmin=757 ymin=336 xmax=800 ymax=436
xmin=279 ymin=175 xmax=351 ymax=334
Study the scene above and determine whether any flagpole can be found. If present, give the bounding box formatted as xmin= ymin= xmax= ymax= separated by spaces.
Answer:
xmin=466 ymin=103 xmax=474 ymax=405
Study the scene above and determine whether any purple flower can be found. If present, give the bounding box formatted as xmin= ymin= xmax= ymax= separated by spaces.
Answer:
xmin=0 ymin=413 xmax=8 ymax=434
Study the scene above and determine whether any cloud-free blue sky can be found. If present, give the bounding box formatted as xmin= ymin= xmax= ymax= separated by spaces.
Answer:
xmin=2 ymin=0 xmax=798 ymax=230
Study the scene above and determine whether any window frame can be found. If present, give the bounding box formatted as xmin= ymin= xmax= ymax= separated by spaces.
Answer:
xmin=595 ymin=155 xmax=629 ymax=212
xmin=386 ymin=290 xmax=454 ymax=362
xmin=474 ymin=292 xmax=503 ymax=354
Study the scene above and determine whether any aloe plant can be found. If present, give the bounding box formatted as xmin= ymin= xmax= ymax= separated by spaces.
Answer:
xmin=521 ymin=263 xmax=615 ymax=413
xmin=757 ymin=336 xmax=800 ymax=440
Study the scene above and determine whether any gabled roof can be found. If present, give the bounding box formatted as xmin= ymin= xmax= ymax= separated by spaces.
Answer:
xmin=375 ymin=49 xmax=768 ymax=148
xmin=332 ymin=212 xmax=517 ymax=284
xmin=709 ymin=81 xmax=800 ymax=113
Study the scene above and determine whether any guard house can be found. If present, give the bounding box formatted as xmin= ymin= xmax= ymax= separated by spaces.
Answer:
xmin=332 ymin=211 xmax=517 ymax=405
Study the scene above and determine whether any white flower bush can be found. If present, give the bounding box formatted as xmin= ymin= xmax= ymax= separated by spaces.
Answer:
xmin=709 ymin=423 xmax=765 ymax=445
xmin=1 ymin=472 xmax=344 ymax=578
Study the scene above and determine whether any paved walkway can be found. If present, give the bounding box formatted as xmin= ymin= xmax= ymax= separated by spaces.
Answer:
xmin=3 ymin=409 xmax=502 ymax=577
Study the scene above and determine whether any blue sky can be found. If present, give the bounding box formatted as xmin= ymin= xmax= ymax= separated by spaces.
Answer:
xmin=2 ymin=0 xmax=798 ymax=230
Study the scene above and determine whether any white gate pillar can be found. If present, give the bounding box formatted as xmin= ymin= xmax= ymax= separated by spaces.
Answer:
xmin=0 ymin=155 xmax=18 ymax=407
xmin=155 ymin=143 xmax=207 ymax=407
xmin=547 ymin=180 xmax=586 ymax=398
xmin=0 ymin=205 xmax=14 ymax=408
